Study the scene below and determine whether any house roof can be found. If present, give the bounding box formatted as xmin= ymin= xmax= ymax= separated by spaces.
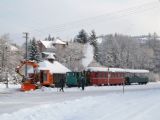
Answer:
xmin=39 ymin=40 xmax=55 ymax=49
xmin=38 ymin=60 xmax=71 ymax=74
xmin=42 ymin=52 xmax=55 ymax=55
xmin=46 ymin=53 xmax=55 ymax=60
xmin=10 ymin=45 xmax=19 ymax=51
xmin=124 ymin=69 xmax=149 ymax=73
xmin=53 ymin=38 xmax=66 ymax=45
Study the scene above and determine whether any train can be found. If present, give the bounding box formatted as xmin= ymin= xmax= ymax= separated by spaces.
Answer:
xmin=66 ymin=67 xmax=149 ymax=87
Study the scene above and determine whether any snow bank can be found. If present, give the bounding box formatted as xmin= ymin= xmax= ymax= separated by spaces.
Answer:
xmin=0 ymin=84 xmax=20 ymax=93
xmin=82 ymin=43 xmax=94 ymax=68
xmin=1 ymin=88 xmax=160 ymax=120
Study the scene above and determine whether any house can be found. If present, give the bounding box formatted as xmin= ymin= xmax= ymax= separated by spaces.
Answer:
xmin=52 ymin=38 xmax=67 ymax=49
xmin=27 ymin=58 xmax=71 ymax=87
xmin=38 ymin=38 xmax=67 ymax=52
xmin=10 ymin=44 xmax=19 ymax=52
xmin=38 ymin=40 xmax=56 ymax=53
xmin=38 ymin=38 xmax=67 ymax=59
xmin=38 ymin=59 xmax=71 ymax=87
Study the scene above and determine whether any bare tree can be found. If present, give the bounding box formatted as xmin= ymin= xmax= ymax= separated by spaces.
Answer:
xmin=55 ymin=42 xmax=84 ymax=71
xmin=0 ymin=34 xmax=23 ymax=86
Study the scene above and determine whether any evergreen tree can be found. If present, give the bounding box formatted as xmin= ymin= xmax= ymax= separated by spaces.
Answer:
xmin=89 ymin=30 xmax=99 ymax=62
xmin=29 ymin=38 xmax=41 ymax=62
xmin=89 ymin=30 xmax=96 ymax=44
xmin=44 ymin=35 xmax=54 ymax=41
xmin=74 ymin=29 xmax=88 ymax=44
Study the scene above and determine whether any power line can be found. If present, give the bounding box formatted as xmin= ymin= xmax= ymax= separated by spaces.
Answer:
xmin=33 ymin=1 xmax=160 ymax=35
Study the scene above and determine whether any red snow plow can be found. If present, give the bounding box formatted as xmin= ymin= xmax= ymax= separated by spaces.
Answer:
xmin=15 ymin=60 xmax=54 ymax=91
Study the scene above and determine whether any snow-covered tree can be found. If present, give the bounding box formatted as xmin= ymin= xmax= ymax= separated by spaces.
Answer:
xmin=74 ymin=29 xmax=88 ymax=44
xmin=98 ymin=34 xmax=153 ymax=69
xmin=28 ymin=38 xmax=41 ymax=62
xmin=44 ymin=34 xmax=54 ymax=41
xmin=151 ymin=33 xmax=160 ymax=72
xmin=0 ymin=34 xmax=23 ymax=86
xmin=89 ymin=30 xmax=99 ymax=62
xmin=55 ymin=42 xmax=84 ymax=71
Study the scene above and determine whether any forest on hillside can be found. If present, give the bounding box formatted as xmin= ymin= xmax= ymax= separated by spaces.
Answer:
xmin=0 ymin=31 xmax=160 ymax=83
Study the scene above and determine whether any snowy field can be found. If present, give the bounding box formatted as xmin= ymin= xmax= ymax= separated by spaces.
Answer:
xmin=0 ymin=82 xmax=160 ymax=120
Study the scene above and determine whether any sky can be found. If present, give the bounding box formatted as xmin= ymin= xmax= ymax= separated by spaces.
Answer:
xmin=0 ymin=0 xmax=160 ymax=45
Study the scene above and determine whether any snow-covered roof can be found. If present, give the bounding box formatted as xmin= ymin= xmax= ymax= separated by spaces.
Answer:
xmin=42 ymin=52 xmax=55 ymax=55
xmin=10 ymin=45 xmax=19 ymax=51
xmin=86 ymin=67 xmax=125 ymax=72
xmin=53 ymin=38 xmax=66 ymax=45
xmin=39 ymin=40 xmax=55 ymax=49
xmin=38 ymin=60 xmax=71 ymax=74
xmin=46 ymin=54 xmax=55 ymax=60
xmin=125 ymin=69 xmax=149 ymax=73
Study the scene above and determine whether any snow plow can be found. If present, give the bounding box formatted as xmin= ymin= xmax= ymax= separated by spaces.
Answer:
xmin=15 ymin=60 xmax=53 ymax=91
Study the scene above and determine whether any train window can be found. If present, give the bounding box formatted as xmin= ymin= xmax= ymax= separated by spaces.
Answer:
xmin=103 ymin=72 xmax=105 ymax=78
xmin=111 ymin=73 xmax=113 ymax=78
xmin=114 ymin=73 xmax=116 ymax=78
xmin=118 ymin=73 xmax=120 ymax=78
xmin=116 ymin=73 xmax=119 ymax=78
xmin=119 ymin=73 xmax=122 ymax=78
xmin=115 ymin=73 xmax=117 ymax=78
xmin=100 ymin=73 xmax=103 ymax=78
xmin=112 ymin=73 xmax=114 ymax=78
xmin=102 ymin=72 xmax=105 ymax=78
xmin=104 ymin=73 xmax=107 ymax=78
xmin=113 ymin=73 xmax=114 ymax=78
xmin=120 ymin=73 xmax=121 ymax=78
xmin=113 ymin=73 xmax=115 ymax=78
xmin=95 ymin=73 xmax=98 ymax=78
xmin=98 ymin=73 xmax=100 ymax=78
xmin=98 ymin=73 xmax=100 ymax=77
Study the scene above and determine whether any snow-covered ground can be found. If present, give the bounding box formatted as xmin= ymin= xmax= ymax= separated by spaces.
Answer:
xmin=0 ymin=82 xmax=160 ymax=120
xmin=82 ymin=43 xmax=94 ymax=68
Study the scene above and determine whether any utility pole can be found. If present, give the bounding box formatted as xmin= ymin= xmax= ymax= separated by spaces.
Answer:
xmin=1 ymin=45 xmax=5 ymax=70
xmin=23 ymin=32 xmax=29 ymax=78
xmin=5 ymin=46 xmax=8 ymax=88
xmin=107 ymin=67 xmax=110 ymax=86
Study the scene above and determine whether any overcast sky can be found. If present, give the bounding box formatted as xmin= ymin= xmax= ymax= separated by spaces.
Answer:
xmin=0 ymin=0 xmax=160 ymax=45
